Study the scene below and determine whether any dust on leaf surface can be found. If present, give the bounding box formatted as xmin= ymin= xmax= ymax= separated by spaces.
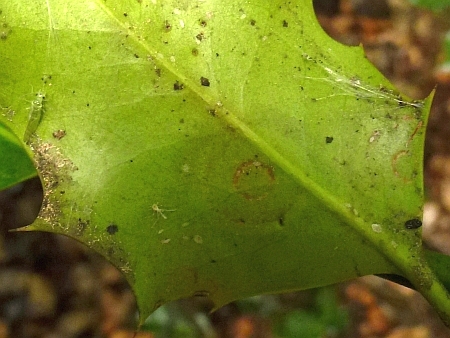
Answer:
xmin=0 ymin=0 xmax=432 ymax=323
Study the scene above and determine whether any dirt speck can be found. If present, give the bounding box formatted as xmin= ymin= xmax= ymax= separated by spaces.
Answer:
xmin=52 ymin=130 xmax=66 ymax=140
xmin=163 ymin=20 xmax=172 ymax=32
xmin=173 ymin=81 xmax=184 ymax=91
xmin=201 ymin=77 xmax=210 ymax=87
xmin=404 ymin=218 xmax=422 ymax=229
xmin=106 ymin=224 xmax=118 ymax=235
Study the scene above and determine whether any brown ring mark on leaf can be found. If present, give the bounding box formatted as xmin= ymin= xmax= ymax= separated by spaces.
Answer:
xmin=391 ymin=150 xmax=412 ymax=182
xmin=233 ymin=160 xmax=275 ymax=201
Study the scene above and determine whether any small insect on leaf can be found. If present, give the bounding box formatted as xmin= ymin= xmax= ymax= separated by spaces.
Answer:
xmin=404 ymin=218 xmax=422 ymax=229
xmin=23 ymin=92 xmax=45 ymax=144
xmin=152 ymin=203 xmax=175 ymax=225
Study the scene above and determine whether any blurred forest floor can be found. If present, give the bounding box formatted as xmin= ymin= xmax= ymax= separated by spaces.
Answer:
xmin=1 ymin=0 xmax=450 ymax=337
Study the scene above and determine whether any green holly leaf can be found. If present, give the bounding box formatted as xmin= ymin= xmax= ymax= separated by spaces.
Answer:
xmin=1 ymin=0 xmax=450 ymax=326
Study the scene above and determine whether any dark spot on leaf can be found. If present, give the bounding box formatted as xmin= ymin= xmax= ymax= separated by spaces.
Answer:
xmin=405 ymin=218 xmax=422 ymax=229
xmin=283 ymin=20 xmax=288 ymax=27
xmin=250 ymin=19 xmax=256 ymax=26
xmin=201 ymin=77 xmax=210 ymax=86
xmin=173 ymin=81 xmax=184 ymax=91
xmin=278 ymin=217 xmax=284 ymax=226
xmin=196 ymin=32 xmax=204 ymax=41
xmin=123 ymin=12 xmax=128 ymax=17
xmin=208 ymin=109 xmax=216 ymax=117
xmin=211 ymin=260 xmax=216 ymax=263
xmin=164 ymin=20 xmax=172 ymax=32
xmin=199 ymin=19 xmax=207 ymax=27
xmin=326 ymin=136 xmax=334 ymax=144
xmin=134 ymin=53 xmax=139 ymax=58
xmin=106 ymin=224 xmax=119 ymax=235
xmin=155 ymin=68 xmax=161 ymax=77
xmin=192 ymin=48 xmax=199 ymax=56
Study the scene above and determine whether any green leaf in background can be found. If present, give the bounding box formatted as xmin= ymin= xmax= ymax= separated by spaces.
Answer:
xmin=0 ymin=122 xmax=36 ymax=190
xmin=408 ymin=0 xmax=450 ymax=12
xmin=1 ymin=0 xmax=450 ymax=326
xmin=445 ymin=31 xmax=450 ymax=65
xmin=274 ymin=287 xmax=348 ymax=338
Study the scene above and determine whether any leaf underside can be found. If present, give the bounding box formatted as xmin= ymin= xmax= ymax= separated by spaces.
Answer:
xmin=0 ymin=0 xmax=434 ymax=322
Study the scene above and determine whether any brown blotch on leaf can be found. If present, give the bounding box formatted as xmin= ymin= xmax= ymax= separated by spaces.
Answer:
xmin=233 ymin=160 xmax=275 ymax=201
